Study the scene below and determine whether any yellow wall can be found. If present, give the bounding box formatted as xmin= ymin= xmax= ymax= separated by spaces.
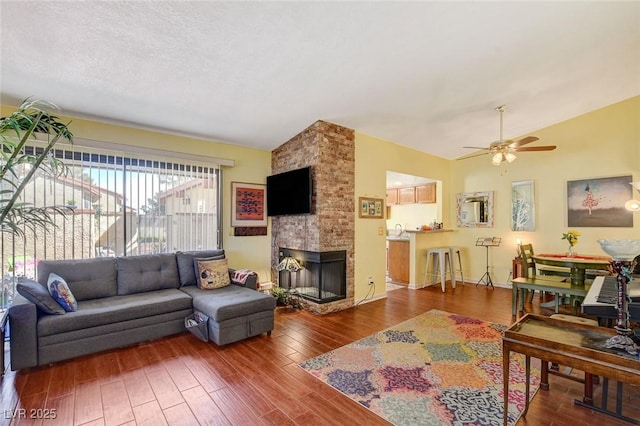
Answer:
xmin=449 ymin=96 xmax=640 ymax=286
xmin=354 ymin=133 xmax=452 ymax=301
xmin=4 ymin=95 xmax=638 ymax=300
xmin=0 ymin=105 xmax=273 ymax=272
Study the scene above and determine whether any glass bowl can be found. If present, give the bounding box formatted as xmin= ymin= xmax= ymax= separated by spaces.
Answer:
xmin=597 ymin=239 xmax=640 ymax=261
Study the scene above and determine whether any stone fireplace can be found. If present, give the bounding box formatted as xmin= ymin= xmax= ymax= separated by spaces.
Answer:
xmin=271 ymin=120 xmax=355 ymax=314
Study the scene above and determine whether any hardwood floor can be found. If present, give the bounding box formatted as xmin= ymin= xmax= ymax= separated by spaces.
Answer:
xmin=2 ymin=283 xmax=638 ymax=426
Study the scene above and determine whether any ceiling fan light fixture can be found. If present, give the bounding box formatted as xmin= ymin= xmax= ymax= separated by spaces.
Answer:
xmin=461 ymin=104 xmax=553 ymax=166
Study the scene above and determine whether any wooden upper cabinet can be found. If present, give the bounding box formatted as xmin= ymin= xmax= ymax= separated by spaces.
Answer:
xmin=416 ymin=183 xmax=436 ymax=203
xmin=386 ymin=188 xmax=398 ymax=205
xmin=398 ymin=187 xmax=416 ymax=204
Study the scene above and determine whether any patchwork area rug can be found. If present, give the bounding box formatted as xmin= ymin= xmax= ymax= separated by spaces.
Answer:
xmin=298 ymin=309 xmax=539 ymax=426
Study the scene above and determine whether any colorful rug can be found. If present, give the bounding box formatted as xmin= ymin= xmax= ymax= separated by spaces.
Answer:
xmin=298 ymin=309 xmax=539 ymax=426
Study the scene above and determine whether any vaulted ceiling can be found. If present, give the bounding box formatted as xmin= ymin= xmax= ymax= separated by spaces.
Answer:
xmin=1 ymin=2 xmax=638 ymax=160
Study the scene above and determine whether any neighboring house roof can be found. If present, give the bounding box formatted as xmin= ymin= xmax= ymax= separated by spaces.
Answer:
xmin=55 ymin=176 xmax=124 ymax=204
xmin=157 ymin=179 xmax=207 ymax=200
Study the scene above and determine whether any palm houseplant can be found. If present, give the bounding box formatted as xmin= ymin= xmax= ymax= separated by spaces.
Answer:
xmin=0 ymin=99 xmax=74 ymax=308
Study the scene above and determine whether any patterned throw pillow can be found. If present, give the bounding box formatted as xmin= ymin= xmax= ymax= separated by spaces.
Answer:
xmin=48 ymin=273 xmax=78 ymax=312
xmin=195 ymin=258 xmax=230 ymax=290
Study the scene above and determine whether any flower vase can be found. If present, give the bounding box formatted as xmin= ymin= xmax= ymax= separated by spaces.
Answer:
xmin=567 ymin=245 xmax=575 ymax=257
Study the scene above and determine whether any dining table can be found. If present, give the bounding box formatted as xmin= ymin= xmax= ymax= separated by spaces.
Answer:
xmin=532 ymin=253 xmax=612 ymax=287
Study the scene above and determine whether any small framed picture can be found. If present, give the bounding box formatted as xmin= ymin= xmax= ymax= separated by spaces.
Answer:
xmin=359 ymin=197 xmax=384 ymax=219
xmin=231 ymin=182 xmax=267 ymax=227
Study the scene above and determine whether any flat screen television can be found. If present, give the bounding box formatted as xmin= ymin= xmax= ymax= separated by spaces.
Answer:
xmin=267 ymin=166 xmax=312 ymax=216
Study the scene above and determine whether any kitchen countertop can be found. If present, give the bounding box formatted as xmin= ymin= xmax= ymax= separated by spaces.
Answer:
xmin=386 ymin=236 xmax=410 ymax=241
xmin=386 ymin=229 xmax=452 ymax=241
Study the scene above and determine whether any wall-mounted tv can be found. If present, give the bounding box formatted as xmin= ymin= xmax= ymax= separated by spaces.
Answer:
xmin=267 ymin=166 xmax=312 ymax=216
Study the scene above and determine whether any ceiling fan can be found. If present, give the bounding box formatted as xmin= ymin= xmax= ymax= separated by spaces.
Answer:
xmin=460 ymin=105 xmax=556 ymax=166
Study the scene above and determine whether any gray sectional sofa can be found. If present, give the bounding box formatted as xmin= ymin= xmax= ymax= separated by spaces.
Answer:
xmin=8 ymin=250 xmax=276 ymax=371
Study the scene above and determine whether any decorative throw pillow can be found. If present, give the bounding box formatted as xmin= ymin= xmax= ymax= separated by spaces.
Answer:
xmin=16 ymin=277 xmax=65 ymax=315
xmin=195 ymin=258 xmax=230 ymax=290
xmin=47 ymin=273 xmax=78 ymax=312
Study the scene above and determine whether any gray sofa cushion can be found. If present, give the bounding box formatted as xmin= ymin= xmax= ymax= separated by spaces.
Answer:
xmin=37 ymin=257 xmax=118 ymax=301
xmin=16 ymin=278 xmax=65 ymax=315
xmin=38 ymin=312 xmax=190 ymax=366
xmin=116 ymin=253 xmax=179 ymax=295
xmin=181 ymin=285 xmax=276 ymax=322
xmin=176 ymin=250 xmax=225 ymax=286
xmin=37 ymin=288 xmax=192 ymax=336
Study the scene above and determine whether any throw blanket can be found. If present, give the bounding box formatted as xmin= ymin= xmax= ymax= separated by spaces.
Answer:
xmin=231 ymin=269 xmax=256 ymax=286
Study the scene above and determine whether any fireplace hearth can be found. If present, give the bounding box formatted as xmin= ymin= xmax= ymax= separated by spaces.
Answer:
xmin=278 ymin=248 xmax=346 ymax=304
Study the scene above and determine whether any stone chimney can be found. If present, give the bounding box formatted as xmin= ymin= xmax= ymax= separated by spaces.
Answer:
xmin=271 ymin=120 xmax=355 ymax=314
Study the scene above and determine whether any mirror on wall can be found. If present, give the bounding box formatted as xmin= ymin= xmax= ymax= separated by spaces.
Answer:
xmin=457 ymin=191 xmax=494 ymax=228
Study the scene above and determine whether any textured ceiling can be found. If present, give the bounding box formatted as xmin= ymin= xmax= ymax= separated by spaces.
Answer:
xmin=1 ymin=1 xmax=639 ymax=160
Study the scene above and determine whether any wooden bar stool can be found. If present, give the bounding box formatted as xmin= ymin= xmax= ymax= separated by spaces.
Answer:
xmin=424 ymin=247 xmax=455 ymax=292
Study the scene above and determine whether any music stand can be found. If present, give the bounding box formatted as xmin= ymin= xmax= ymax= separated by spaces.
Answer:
xmin=476 ymin=237 xmax=501 ymax=287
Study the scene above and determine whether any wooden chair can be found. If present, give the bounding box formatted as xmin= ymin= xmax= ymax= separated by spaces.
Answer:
xmin=520 ymin=243 xmax=566 ymax=302
xmin=519 ymin=243 xmax=536 ymax=279
xmin=520 ymin=244 xmax=540 ymax=302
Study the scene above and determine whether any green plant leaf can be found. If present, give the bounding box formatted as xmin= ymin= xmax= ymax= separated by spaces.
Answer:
xmin=0 ymin=99 xmax=74 ymax=236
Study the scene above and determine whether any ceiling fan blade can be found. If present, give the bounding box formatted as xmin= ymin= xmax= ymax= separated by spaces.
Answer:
xmin=463 ymin=146 xmax=491 ymax=150
xmin=457 ymin=152 xmax=490 ymax=160
xmin=514 ymin=145 xmax=556 ymax=152
xmin=509 ymin=136 xmax=539 ymax=148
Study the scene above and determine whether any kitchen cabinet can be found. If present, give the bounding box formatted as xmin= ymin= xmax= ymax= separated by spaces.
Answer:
xmin=388 ymin=240 xmax=410 ymax=283
xmin=386 ymin=188 xmax=398 ymax=205
xmin=416 ymin=183 xmax=436 ymax=203
xmin=398 ymin=187 xmax=416 ymax=204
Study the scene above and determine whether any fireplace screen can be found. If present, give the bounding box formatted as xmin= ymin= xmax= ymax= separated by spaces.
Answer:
xmin=278 ymin=248 xmax=346 ymax=304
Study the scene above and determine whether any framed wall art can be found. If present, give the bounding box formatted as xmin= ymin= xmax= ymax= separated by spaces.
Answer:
xmin=511 ymin=180 xmax=535 ymax=231
xmin=231 ymin=182 xmax=267 ymax=227
xmin=567 ymin=175 xmax=633 ymax=227
xmin=359 ymin=197 xmax=384 ymax=219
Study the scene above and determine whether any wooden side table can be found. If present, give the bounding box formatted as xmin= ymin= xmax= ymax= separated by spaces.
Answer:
xmin=512 ymin=257 xmax=524 ymax=279
xmin=503 ymin=314 xmax=640 ymax=425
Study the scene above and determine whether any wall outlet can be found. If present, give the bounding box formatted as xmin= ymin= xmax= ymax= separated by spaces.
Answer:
xmin=368 ymin=277 xmax=374 ymax=285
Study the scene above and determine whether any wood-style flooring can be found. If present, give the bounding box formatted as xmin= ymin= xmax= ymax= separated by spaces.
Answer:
xmin=2 ymin=283 xmax=639 ymax=426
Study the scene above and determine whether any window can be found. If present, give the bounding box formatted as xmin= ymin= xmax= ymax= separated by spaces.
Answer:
xmin=1 ymin=140 xmax=223 ymax=308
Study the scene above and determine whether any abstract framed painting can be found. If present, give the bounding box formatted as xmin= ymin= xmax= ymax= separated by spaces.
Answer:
xmin=512 ymin=180 xmax=535 ymax=231
xmin=231 ymin=182 xmax=267 ymax=227
xmin=567 ymin=175 xmax=633 ymax=227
